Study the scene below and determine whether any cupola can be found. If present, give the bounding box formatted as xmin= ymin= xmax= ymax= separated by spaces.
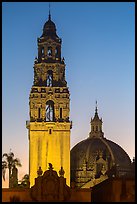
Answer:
xmin=89 ymin=101 xmax=104 ymax=138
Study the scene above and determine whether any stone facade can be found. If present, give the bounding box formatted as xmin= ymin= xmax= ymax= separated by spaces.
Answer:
xmin=71 ymin=105 xmax=133 ymax=188
xmin=26 ymin=13 xmax=71 ymax=187
xmin=74 ymin=152 xmax=109 ymax=188
xmin=30 ymin=164 xmax=71 ymax=202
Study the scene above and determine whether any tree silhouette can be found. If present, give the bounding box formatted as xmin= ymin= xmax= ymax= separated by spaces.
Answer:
xmin=2 ymin=150 xmax=22 ymax=188
xmin=2 ymin=160 xmax=7 ymax=181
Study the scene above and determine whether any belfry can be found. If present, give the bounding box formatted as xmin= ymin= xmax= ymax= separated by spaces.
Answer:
xmin=26 ymin=12 xmax=71 ymax=187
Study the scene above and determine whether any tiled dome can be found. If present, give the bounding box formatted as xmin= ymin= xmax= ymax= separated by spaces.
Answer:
xmin=71 ymin=136 xmax=131 ymax=172
xmin=70 ymin=105 xmax=132 ymax=186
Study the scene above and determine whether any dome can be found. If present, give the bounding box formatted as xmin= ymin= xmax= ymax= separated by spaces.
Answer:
xmin=70 ymin=136 xmax=132 ymax=188
xmin=70 ymin=136 xmax=131 ymax=171
xmin=42 ymin=14 xmax=58 ymax=37
xmin=70 ymin=105 xmax=132 ymax=187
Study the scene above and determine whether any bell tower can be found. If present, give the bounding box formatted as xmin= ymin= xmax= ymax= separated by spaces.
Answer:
xmin=26 ymin=12 xmax=71 ymax=187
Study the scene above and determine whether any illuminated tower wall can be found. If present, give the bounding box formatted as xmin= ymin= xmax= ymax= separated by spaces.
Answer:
xmin=26 ymin=13 xmax=71 ymax=187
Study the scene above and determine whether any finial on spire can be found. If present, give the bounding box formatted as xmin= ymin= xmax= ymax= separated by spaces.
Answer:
xmin=95 ymin=100 xmax=98 ymax=114
xmin=49 ymin=2 xmax=51 ymax=20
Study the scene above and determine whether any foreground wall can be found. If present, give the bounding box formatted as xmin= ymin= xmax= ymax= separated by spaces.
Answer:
xmin=69 ymin=188 xmax=91 ymax=202
xmin=2 ymin=188 xmax=32 ymax=202
xmin=92 ymin=177 xmax=135 ymax=202
xmin=2 ymin=187 xmax=91 ymax=202
xmin=2 ymin=177 xmax=134 ymax=202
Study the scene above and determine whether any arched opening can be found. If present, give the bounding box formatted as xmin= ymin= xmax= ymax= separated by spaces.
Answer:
xmin=47 ymin=47 xmax=52 ymax=57
xmin=47 ymin=70 xmax=53 ymax=87
xmin=55 ymin=47 xmax=59 ymax=58
xmin=96 ymin=163 xmax=104 ymax=176
xmin=41 ymin=47 xmax=44 ymax=56
xmin=46 ymin=100 xmax=54 ymax=121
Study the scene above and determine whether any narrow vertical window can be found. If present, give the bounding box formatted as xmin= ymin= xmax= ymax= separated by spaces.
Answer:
xmin=38 ymin=107 xmax=41 ymax=119
xmin=46 ymin=100 xmax=54 ymax=121
xmin=41 ymin=47 xmax=44 ymax=56
xmin=60 ymin=108 xmax=62 ymax=119
xmin=47 ymin=70 xmax=53 ymax=87
xmin=96 ymin=126 xmax=98 ymax=131
xmin=55 ymin=47 xmax=59 ymax=58
xmin=49 ymin=129 xmax=52 ymax=134
xmin=92 ymin=126 xmax=94 ymax=131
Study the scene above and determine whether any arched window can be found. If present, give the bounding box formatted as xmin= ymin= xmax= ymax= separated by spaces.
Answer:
xmin=46 ymin=100 xmax=54 ymax=121
xmin=55 ymin=47 xmax=59 ymax=58
xmin=47 ymin=70 xmax=53 ymax=87
xmin=47 ymin=47 xmax=52 ymax=57
xmin=41 ymin=47 xmax=44 ymax=56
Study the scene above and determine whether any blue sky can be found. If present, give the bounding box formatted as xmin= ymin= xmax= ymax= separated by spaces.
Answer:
xmin=2 ymin=2 xmax=135 ymax=187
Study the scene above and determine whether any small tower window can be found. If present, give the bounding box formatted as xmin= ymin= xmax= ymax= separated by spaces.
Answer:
xmin=55 ymin=47 xmax=59 ymax=58
xmin=49 ymin=129 xmax=52 ymax=134
xmin=47 ymin=70 xmax=53 ymax=87
xmin=92 ymin=126 xmax=94 ymax=131
xmin=46 ymin=100 xmax=54 ymax=121
xmin=60 ymin=108 xmax=62 ymax=119
xmin=38 ymin=107 xmax=41 ymax=119
xmin=41 ymin=47 xmax=44 ymax=56
xmin=47 ymin=47 xmax=52 ymax=57
xmin=96 ymin=126 xmax=98 ymax=131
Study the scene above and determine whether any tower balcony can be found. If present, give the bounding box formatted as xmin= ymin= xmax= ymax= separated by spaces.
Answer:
xmin=26 ymin=118 xmax=72 ymax=129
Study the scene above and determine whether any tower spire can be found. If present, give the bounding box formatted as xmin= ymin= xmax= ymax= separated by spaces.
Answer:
xmin=49 ymin=2 xmax=51 ymax=20
xmin=95 ymin=100 xmax=98 ymax=114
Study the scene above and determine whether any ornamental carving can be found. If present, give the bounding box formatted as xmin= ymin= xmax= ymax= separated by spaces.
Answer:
xmin=30 ymin=164 xmax=70 ymax=202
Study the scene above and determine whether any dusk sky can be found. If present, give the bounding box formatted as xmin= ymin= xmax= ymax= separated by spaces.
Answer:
xmin=2 ymin=2 xmax=135 ymax=187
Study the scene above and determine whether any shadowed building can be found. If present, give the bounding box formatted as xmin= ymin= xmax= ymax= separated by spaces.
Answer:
xmin=70 ymin=103 xmax=133 ymax=188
